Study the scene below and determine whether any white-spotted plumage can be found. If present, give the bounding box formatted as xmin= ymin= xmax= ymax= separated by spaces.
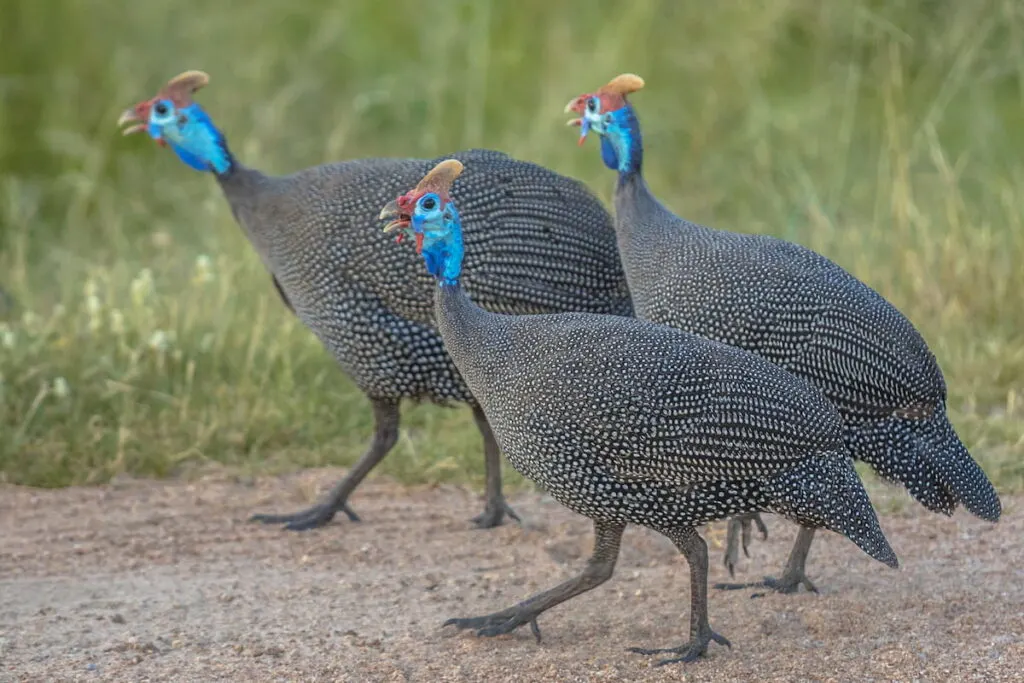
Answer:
xmin=438 ymin=285 xmax=896 ymax=565
xmin=613 ymin=174 xmax=1000 ymax=524
xmin=213 ymin=149 xmax=632 ymax=528
xmin=432 ymin=259 xmax=896 ymax=660
xmin=406 ymin=161 xmax=896 ymax=658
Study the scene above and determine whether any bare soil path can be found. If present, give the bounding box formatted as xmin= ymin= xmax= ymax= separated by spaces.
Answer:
xmin=1 ymin=470 xmax=1020 ymax=682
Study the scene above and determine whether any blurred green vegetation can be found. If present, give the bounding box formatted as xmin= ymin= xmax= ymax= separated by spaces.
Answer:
xmin=0 ymin=0 xmax=1021 ymax=497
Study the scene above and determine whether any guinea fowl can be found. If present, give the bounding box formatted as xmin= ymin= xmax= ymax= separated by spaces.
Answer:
xmin=565 ymin=73 xmax=1001 ymax=593
xmin=383 ymin=159 xmax=898 ymax=664
xmin=116 ymin=70 xmax=632 ymax=531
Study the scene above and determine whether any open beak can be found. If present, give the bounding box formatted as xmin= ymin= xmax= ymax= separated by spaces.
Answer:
xmin=564 ymin=97 xmax=590 ymax=146
xmin=116 ymin=99 xmax=167 ymax=146
xmin=117 ymin=107 xmax=146 ymax=136
xmin=379 ymin=200 xmax=427 ymax=253
xmin=564 ymin=97 xmax=582 ymax=124
xmin=379 ymin=199 xmax=411 ymax=234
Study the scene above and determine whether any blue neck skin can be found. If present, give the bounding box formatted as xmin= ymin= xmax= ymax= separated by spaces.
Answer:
xmin=598 ymin=103 xmax=643 ymax=182
xmin=152 ymin=103 xmax=234 ymax=175
xmin=415 ymin=206 xmax=465 ymax=288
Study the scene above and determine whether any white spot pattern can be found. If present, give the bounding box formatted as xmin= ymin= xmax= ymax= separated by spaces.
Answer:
xmin=214 ymin=148 xmax=631 ymax=408
xmin=612 ymin=175 xmax=1000 ymax=522
xmin=437 ymin=287 xmax=897 ymax=567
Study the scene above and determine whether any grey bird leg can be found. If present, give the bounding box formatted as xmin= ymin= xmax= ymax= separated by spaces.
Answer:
xmin=444 ymin=521 xmax=625 ymax=641
xmin=469 ymin=405 xmax=520 ymax=528
xmin=630 ymin=527 xmax=731 ymax=665
xmin=714 ymin=525 xmax=818 ymax=595
xmin=250 ymin=398 xmax=400 ymax=531
xmin=723 ymin=513 xmax=770 ymax=577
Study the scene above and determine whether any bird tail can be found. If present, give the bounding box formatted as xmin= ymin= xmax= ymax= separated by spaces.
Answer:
xmin=767 ymin=452 xmax=899 ymax=569
xmin=849 ymin=410 xmax=1001 ymax=523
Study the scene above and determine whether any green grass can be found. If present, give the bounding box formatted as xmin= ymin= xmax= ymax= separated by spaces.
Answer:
xmin=1 ymin=0 xmax=1022 ymax=496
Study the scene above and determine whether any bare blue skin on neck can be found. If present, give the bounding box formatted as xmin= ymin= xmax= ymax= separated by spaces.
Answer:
xmin=148 ymin=100 xmax=232 ymax=175
xmin=596 ymin=104 xmax=644 ymax=182
xmin=414 ymin=202 xmax=465 ymax=287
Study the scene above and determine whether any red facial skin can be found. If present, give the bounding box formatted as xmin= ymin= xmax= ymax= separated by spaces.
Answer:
xmin=391 ymin=192 xmax=416 ymax=249
xmin=391 ymin=190 xmax=450 ymax=254
xmin=567 ymin=91 xmax=629 ymax=115
xmin=121 ymin=72 xmax=209 ymax=147
xmin=565 ymin=91 xmax=630 ymax=145
xmin=125 ymin=98 xmax=168 ymax=147
xmin=392 ymin=230 xmax=425 ymax=254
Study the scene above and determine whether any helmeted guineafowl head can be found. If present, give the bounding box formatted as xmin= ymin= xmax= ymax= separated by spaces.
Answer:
xmin=565 ymin=73 xmax=645 ymax=174
xmin=380 ymin=159 xmax=466 ymax=286
xmin=117 ymin=70 xmax=232 ymax=174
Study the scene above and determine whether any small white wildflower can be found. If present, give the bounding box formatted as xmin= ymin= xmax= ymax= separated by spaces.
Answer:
xmin=0 ymin=324 xmax=14 ymax=349
xmin=130 ymin=268 xmax=154 ymax=307
xmin=86 ymin=294 xmax=102 ymax=315
xmin=52 ymin=376 xmax=70 ymax=399
xmin=109 ymin=309 xmax=125 ymax=335
xmin=148 ymin=329 xmax=170 ymax=352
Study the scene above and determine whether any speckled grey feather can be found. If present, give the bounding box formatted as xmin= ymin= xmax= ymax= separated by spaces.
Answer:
xmin=436 ymin=276 xmax=897 ymax=659
xmin=613 ymin=173 xmax=1000 ymax=524
xmin=439 ymin=285 xmax=893 ymax=560
xmin=213 ymin=148 xmax=632 ymax=529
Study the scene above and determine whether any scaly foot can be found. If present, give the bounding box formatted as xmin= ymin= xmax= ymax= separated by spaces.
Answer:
xmin=713 ymin=570 xmax=818 ymax=596
xmin=470 ymin=496 xmax=521 ymax=529
xmin=761 ymin=570 xmax=817 ymax=595
xmin=443 ymin=607 xmax=542 ymax=643
xmin=250 ymin=501 xmax=360 ymax=531
xmin=629 ymin=626 xmax=732 ymax=665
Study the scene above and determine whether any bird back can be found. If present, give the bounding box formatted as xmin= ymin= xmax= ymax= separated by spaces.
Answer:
xmin=219 ymin=149 xmax=633 ymax=327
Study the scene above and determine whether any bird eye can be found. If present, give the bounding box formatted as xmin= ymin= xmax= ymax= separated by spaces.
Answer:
xmin=154 ymin=102 xmax=169 ymax=116
xmin=421 ymin=196 xmax=437 ymax=210
xmin=586 ymin=97 xmax=598 ymax=113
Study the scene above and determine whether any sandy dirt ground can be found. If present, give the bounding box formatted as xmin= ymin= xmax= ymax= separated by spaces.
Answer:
xmin=1 ymin=469 xmax=1021 ymax=682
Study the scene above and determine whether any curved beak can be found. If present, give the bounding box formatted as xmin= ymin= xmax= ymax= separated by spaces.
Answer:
xmin=379 ymin=199 xmax=410 ymax=233
xmin=117 ymin=107 xmax=146 ymax=136
xmin=564 ymin=97 xmax=591 ymax=146
xmin=564 ymin=97 xmax=582 ymax=126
